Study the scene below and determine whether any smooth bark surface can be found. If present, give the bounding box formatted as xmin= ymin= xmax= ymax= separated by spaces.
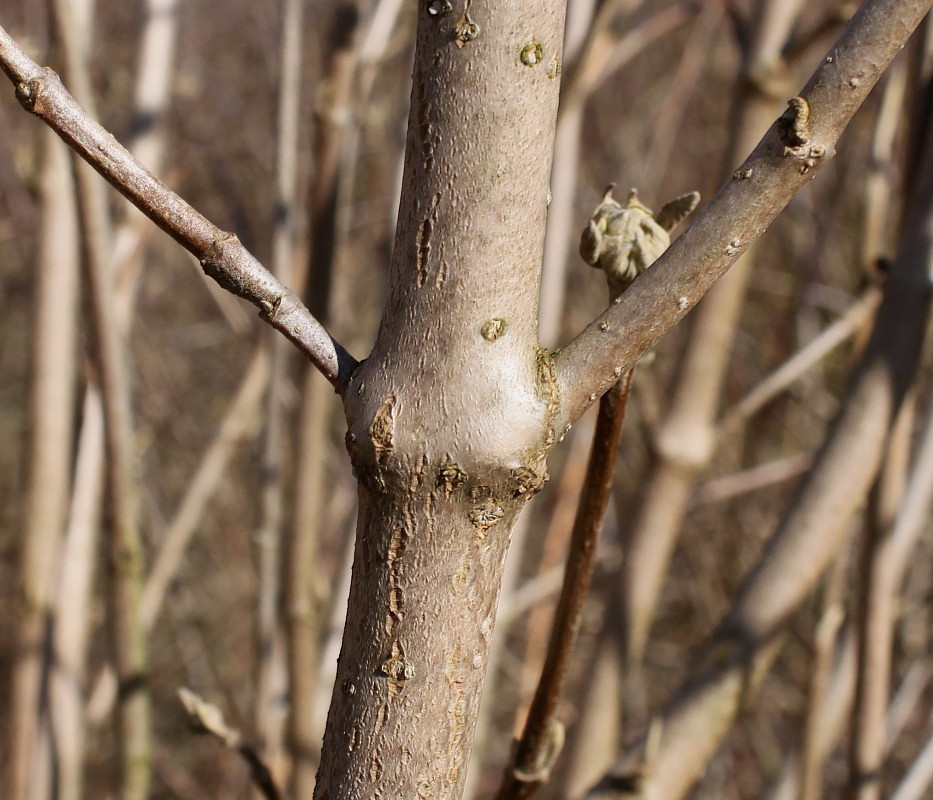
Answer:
xmin=11 ymin=125 xmax=79 ymax=800
xmin=314 ymin=3 xmax=565 ymax=798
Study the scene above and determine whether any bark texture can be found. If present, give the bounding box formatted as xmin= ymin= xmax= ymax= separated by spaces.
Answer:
xmin=314 ymin=3 xmax=565 ymax=798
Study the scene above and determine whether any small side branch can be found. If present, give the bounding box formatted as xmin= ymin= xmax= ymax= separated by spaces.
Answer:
xmin=496 ymin=371 xmax=632 ymax=800
xmin=177 ymin=688 xmax=282 ymax=800
xmin=0 ymin=26 xmax=358 ymax=390
xmin=719 ymin=285 xmax=882 ymax=432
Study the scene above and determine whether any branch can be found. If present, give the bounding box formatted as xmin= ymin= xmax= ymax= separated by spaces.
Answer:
xmin=584 ymin=72 xmax=933 ymax=800
xmin=0 ymin=26 xmax=359 ymax=390
xmin=891 ymin=732 xmax=933 ymax=800
xmin=553 ymin=0 xmax=932 ymax=432
xmin=718 ymin=285 xmax=882 ymax=432
xmin=610 ymin=0 xmax=808 ymax=679
xmin=496 ymin=371 xmax=632 ymax=800
xmin=45 ymin=1 xmax=152 ymax=794
xmin=177 ymin=688 xmax=282 ymax=800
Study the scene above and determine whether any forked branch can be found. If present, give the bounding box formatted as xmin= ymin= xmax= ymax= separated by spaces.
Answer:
xmin=0 ymin=26 xmax=358 ymax=390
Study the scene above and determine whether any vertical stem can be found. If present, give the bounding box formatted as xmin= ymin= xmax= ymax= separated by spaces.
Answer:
xmin=255 ymin=0 xmax=306 ymax=779
xmin=49 ymin=0 xmax=151 ymax=795
xmin=497 ymin=372 xmax=632 ymax=800
xmin=619 ymin=0 xmax=807 ymax=675
xmin=847 ymin=395 xmax=914 ymax=800
xmin=51 ymin=388 xmax=105 ymax=800
xmin=799 ymin=554 xmax=847 ymax=800
xmin=10 ymin=124 xmax=80 ymax=800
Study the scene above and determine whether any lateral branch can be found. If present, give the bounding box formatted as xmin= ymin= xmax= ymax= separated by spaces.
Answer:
xmin=552 ymin=0 xmax=933 ymax=430
xmin=0 ymin=26 xmax=358 ymax=390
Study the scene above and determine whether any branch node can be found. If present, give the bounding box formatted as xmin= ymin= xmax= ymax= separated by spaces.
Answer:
xmin=200 ymin=233 xmax=255 ymax=300
xmin=777 ymin=96 xmax=811 ymax=147
xmin=15 ymin=70 xmax=51 ymax=113
xmin=454 ymin=12 xmax=479 ymax=47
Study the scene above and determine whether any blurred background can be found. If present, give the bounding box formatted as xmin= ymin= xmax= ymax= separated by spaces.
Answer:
xmin=0 ymin=1 xmax=930 ymax=799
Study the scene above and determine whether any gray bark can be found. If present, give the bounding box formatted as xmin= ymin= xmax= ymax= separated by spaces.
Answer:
xmin=314 ymin=4 xmax=566 ymax=797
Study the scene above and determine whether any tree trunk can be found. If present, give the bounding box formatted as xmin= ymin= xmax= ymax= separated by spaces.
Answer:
xmin=313 ymin=2 xmax=565 ymax=797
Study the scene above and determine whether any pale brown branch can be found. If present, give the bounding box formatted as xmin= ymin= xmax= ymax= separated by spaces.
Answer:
xmin=690 ymin=451 xmax=813 ymax=506
xmin=889 ymin=344 xmax=933 ymax=581
xmin=744 ymin=0 xmax=809 ymax=84
xmin=639 ymin=2 xmax=725 ymax=187
xmin=715 ymin=131 xmax=932 ymax=676
xmin=50 ymin=387 xmax=105 ymax=800
xmin=111 ymin=0 xmax=181 ymax=324
xmin=611 ymin=0 xmax=811 ymax=679
xmin=46 ymin=1 xmax=152 ymax=794
xmin=83 ymin=347 xmax=270 ymax=728
xmin=890 ymin=731 xmax=933 ymax=800
xmin=177 ymin=688 xmax=283 ymax=800
xmin=539 ymin=4 xmax=691 ymax=346
xmin=254 ymin=0 xmax=308 ymax=774
xmin=762 ymin=633 xmax=930 ymax=800
xmin=554 ymin=0 xmax=933 ymax=430
xmin=762 ymin=375 xmax=933 ymax=800
xmin=848 ymin=394 xmax=915 ymax=800
xmin=799 ymin=555 xmax=847 ymax=800
xmin=10 ymin=126 xmax=80 ymax=800
xmin=560 ymin=2 xmax=692 ymax=113
xmin=719 ymin=286 xmax=882 ymax=431
xmin=141 ymin=348 xmax=269 ymax=627
xmin=861 ymin=57 xmax=909 ymax=271
xmin=0 ymin=26 xmax=358 ymax=390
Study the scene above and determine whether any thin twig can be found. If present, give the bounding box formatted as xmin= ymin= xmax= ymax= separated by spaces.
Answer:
xmin=890 ymin=732 xmax=933 ymax=800
xmin=719 ymin=286 xmax=882 ymax=431
xmin=0 ymin=26 xmax=358 ymax=390
xmin=83 ymin=348 xmax=269 ymax=726
xmin=761 ymin=633 xmax=930 ymax=800
xmin=10 ymin=126 xmax=80 ymax=800
xmin=141 ymin=348 xmax=269 ymax=627
xmin=690 ymin=451 xmax=814 ymax=506
xmin=800 ymin=553 xmax=847 ymax=800
xmin=500 ymin=171 xmax=695 ymax=795
xmin=254 ymin=0 xmax=308 ymax=776
xmin=639 ymin=2 xmax=726 ymax=187
xmin=848 ymin=393 xmax=915 ymax=800
xmin=177 ymin=688 xmax=282 ymax=800
xmin=496 ymin=371 xmax=633 ymax=800
xmin=54 ymin=4 xmax=183 ymax=783
xmin=51 ymin=384 xmax=105 ymax=800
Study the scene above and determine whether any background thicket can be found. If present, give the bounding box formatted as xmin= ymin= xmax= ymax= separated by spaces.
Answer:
xmin=1 ymin=1 xmax=931 ymax=800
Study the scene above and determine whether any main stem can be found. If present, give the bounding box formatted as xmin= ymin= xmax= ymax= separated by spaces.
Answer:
xmin=313 ymin=3 xmax=565 ymax=799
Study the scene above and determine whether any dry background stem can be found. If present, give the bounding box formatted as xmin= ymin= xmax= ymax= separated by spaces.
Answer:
xmin=497 ymin=371 xmax=632 ymax=800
